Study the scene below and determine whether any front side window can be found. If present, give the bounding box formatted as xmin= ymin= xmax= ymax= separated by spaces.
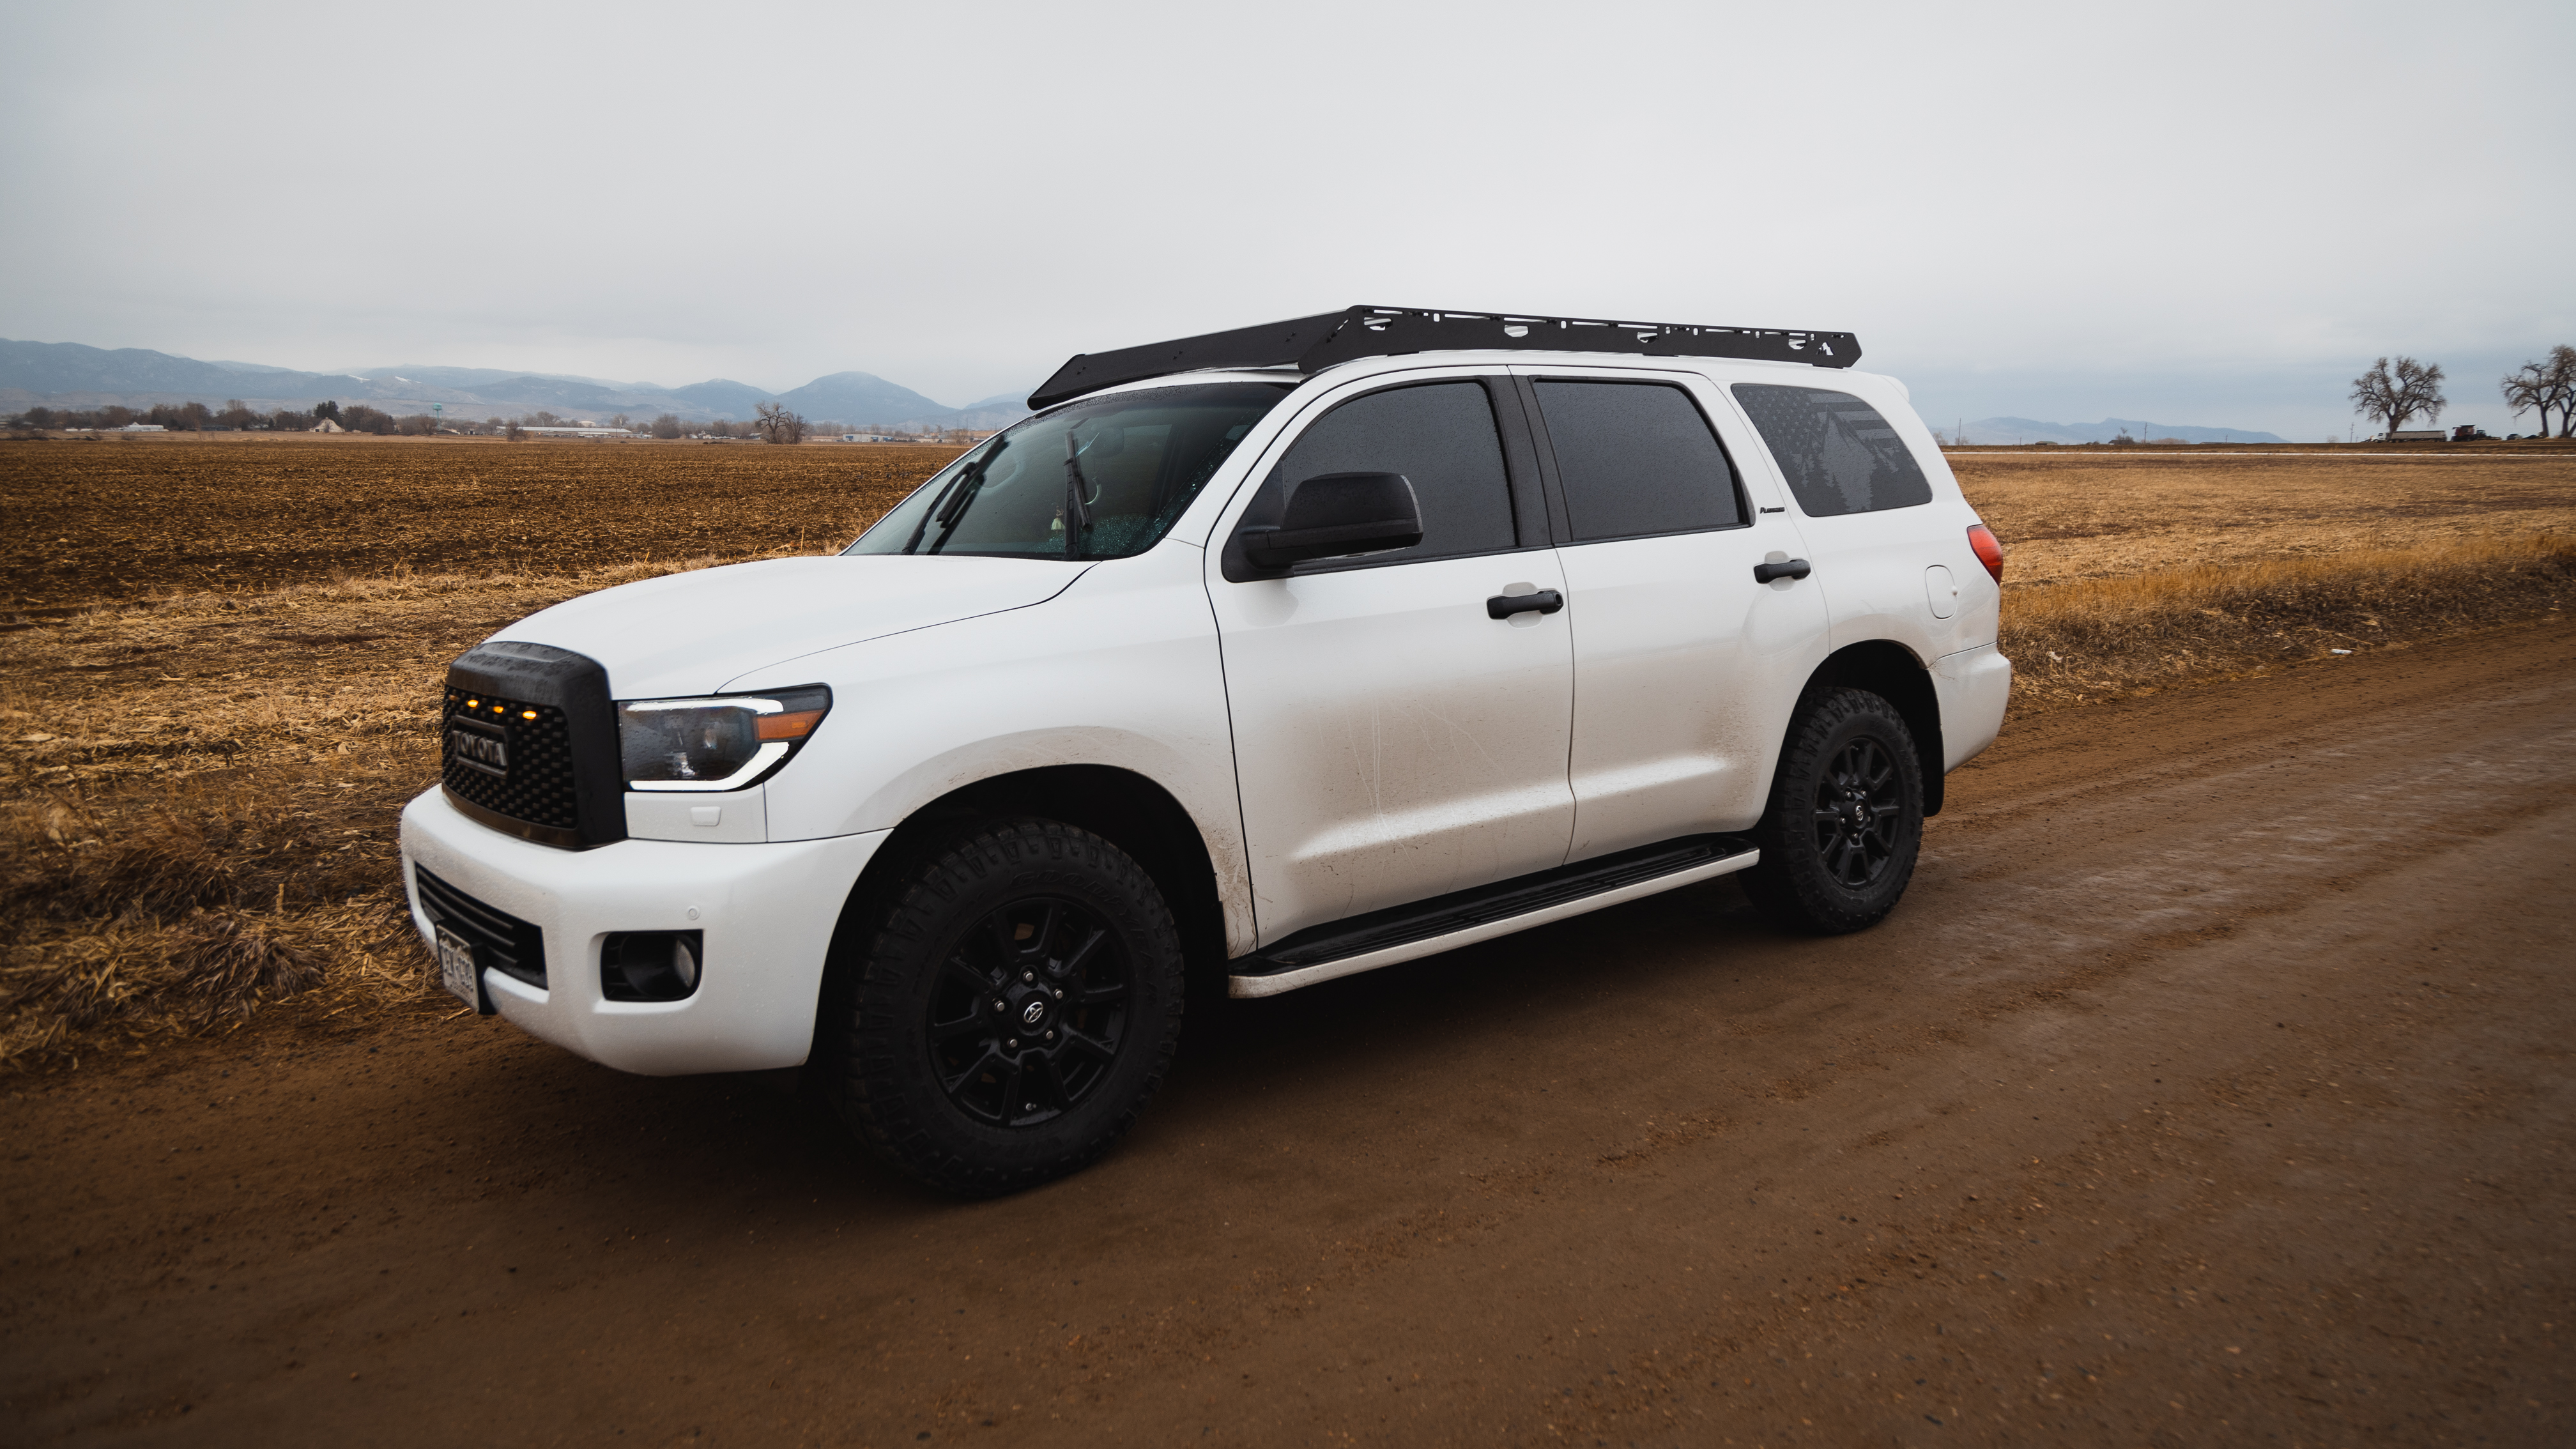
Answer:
xmin=1235 ymin=380 xmax=1519 ymax=569
xmin=847 ymin=381 xmax=1291 ymax=559
xmin=1731 ymin=384 xmax=1934 ymax=517
xmin=1531 ymin=381 xmax=1744 ymax=541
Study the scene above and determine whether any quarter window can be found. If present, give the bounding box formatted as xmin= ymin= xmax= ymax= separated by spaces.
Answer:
xmin=1531 ymin=381 xmax=1744 ymax=541
xmin=1250 ymin=381 xmax=1518 ymax=566
xmin=1731 ymin=385 xmax=1934 ymax=517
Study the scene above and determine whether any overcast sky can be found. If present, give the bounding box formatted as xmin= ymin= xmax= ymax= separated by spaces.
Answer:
xmin=5 ymin=0 xmax=2570 ymax=438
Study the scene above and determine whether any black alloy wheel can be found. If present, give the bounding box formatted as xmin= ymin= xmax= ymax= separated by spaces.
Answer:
xmin=926 ymin=896 xmax=1131 ymax=1128
xmin=824 ymin=818 xmax=1184 ymax=1196
xmin=1741 ymin=687 xmax=1925 ymax=935
xmin=1811 ymin=735 xmax=1905 ymax=889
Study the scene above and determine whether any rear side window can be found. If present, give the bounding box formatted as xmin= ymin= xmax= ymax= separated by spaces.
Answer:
xmin=1731 ymin=385 xmax=1934 ymax=517
xmin=1255 ymin=381 xmax=1518 ymax=564
xmin=1531 ymin=381 xmax=1743 ymax=541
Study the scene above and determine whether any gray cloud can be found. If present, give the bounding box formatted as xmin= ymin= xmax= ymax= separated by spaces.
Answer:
xmin=4 ymin=0 xmax=2570 ymax=438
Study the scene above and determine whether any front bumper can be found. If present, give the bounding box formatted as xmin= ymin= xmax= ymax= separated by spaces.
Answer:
xmin=399 ymin=786 xmax=888 ymax=1075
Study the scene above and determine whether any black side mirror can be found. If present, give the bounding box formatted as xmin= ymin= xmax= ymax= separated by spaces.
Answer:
xmin=1236 ymin=472 xmax=1424 ymax=569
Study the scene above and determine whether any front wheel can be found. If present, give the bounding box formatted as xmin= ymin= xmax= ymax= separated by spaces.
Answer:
xmin=827 ymin=818 xmax=1184 ymax=1196
xmin=1740 ymin=687 xmax=1926 ymax=935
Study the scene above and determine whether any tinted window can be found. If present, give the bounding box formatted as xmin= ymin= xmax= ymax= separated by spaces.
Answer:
xmin=848 ymin=381 xmax=1290 ymax=559
xmin=1251 ymin=381 xmax=1517 ymax=565
xmin=1730 ymin=384 xmax=1934 ymax=517
xmin=1532 ymin=381 xmax=1742 ymax=540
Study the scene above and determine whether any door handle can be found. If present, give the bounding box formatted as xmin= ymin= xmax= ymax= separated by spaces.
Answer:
xmin=1486 ymin=588 xmax=1565 ymax=620
xmin=1752 ymin=558 xmax=1813 ymax=583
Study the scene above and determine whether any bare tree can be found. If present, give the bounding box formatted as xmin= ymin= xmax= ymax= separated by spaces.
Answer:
xmin=504 ymin=420 xmax=527 ymax=442
xmin=2350 ymin=356 xmax=2446 ymax=438
xmin=2503 ymin=360 xmax=2556 ymax=438
xmin=609 ymin=413 xmax=632 ymax=431
xmin=2498 ymin=346 xmax=2576 ymax=438
xmin=649 ymin=412 xmax=685 ymax=440
xmin=755 ymin=401 xmax=808 ymax=445
xmin=2549 ymin=344 xmax=2576 ymax=439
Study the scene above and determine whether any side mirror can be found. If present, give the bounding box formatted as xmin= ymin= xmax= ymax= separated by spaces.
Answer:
xmin=1237 ymin=472 xmax=1423 ymax=569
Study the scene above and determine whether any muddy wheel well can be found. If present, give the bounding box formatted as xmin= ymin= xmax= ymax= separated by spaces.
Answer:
xmin=1804 ymin=641 xmax=1947 ymax=816
xmin=833 ymin=766 xmax=1229 ymax=979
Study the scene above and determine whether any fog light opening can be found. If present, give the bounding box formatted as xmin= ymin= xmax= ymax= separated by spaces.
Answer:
xmin=601 ymin=930 xmax=703 ymax=1002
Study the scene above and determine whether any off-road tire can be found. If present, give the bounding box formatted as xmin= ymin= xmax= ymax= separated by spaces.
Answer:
xmin=827 ymin=818 xmax=1184 ymax=1197
xmin=1740 ymin=687 xmax=1925 ymax=935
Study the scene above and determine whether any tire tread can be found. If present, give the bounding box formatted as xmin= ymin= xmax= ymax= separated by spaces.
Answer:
xmin=827 ymin=818 xmax=1183 ymax=1197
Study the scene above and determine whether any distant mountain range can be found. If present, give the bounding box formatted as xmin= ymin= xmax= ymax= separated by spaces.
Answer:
xmin=0 ymin=337 xmax=1032 ymax=431
xmin=1956 ymin=416 xmax=2287 ymax=445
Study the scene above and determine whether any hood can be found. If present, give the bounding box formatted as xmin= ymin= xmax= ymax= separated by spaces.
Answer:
xmin=491 ymin=555 xmax=1091 ymax=699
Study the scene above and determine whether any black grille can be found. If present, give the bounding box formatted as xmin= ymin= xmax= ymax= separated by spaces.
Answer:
xmin=440 ymin=640 xmax=625 ymax=851
xmin=414 ymin=865 xmax=547 ymax=988
xmin=442 ymin=689 xmax=578 ymax=831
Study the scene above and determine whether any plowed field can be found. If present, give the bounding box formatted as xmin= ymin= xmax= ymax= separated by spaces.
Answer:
xmin=0 ymin=435 xmax=965 ymax=617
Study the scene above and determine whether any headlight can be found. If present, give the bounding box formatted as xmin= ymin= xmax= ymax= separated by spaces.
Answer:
xmin=617 ymin=686 xmax=831 ymax=792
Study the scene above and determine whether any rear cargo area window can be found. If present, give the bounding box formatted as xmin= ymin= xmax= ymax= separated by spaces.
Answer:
xmin=1730 ymin=385 xmax=1933 ymax=517
xmin=1531 ymin=381 xmax=1743 ymax=541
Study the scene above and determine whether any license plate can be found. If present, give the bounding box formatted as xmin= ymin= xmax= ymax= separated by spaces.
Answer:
xmin=436 ymin=924 xmax=484 ymax=1011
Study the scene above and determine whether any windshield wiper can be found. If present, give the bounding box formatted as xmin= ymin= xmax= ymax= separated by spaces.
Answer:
xmin=905 ymin=440 xmax=1004 ymax=554
xmin=1062 ymin=428 xmax=1094 ymax=558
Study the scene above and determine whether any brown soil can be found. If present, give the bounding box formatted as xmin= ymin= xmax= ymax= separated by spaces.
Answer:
xmin=6 ymin=620 xmax=2569 ymax=1446
xmin=0 ymin=436 xmax=963 ymax=618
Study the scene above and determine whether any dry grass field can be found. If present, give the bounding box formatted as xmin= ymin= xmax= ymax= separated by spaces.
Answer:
xmin=2 ymin=436 xmax=2572 ymax=1069
xmin=1954 ymin=448 xmax=2576 ymax=585
xmin=1950 ymin=450 xmax=2576 ymax=707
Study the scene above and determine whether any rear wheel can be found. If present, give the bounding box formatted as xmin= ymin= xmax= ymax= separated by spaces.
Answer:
xmin=1740 ymin=687 xmax=1925 ymax=935
xmin=826 ymin=818 xmax=1184 ymax=1196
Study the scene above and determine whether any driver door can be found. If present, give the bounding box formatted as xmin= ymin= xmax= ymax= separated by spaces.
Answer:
xmin=1206 ymin=372 xmax=1575 ymax=943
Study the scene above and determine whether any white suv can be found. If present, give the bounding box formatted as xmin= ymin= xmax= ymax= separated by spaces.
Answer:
xmin=400 ymin=307 xmax=2011 ymax=1193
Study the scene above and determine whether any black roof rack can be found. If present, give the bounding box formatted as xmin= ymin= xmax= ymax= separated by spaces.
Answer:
xmin=1027 ymin=305 xmax=1859 ymax=410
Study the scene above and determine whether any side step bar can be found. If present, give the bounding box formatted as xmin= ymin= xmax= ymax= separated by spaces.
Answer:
xmin=1227 ymin=834 xmax=1759 ymax=999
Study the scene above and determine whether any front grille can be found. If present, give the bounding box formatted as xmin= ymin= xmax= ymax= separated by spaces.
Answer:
xmin=414 ymin=865 xmax=547 ymax=987
xmin=442 ymin=689 xmax=578 ymax=831
xmin=440 ymin=640 xmax=624 ymax=850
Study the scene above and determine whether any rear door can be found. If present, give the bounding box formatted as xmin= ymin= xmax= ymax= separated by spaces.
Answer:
xmin=1513 ymin=365 xmax=1830 ymax=861
xmin=1206 ymin=370 xmax=1574 ymax=942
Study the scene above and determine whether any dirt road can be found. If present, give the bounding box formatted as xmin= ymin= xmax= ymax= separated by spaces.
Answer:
xmin=7 ymin=624 xmax=2572 ymax=1446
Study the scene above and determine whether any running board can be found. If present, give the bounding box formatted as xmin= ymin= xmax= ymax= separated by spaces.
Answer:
xmin=1227 ymin=834 xmax=1759 ymax=999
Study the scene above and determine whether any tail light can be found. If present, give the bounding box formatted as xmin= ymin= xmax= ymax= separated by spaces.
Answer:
xmin=1966 ymin=523 xmax=2005 ymax=584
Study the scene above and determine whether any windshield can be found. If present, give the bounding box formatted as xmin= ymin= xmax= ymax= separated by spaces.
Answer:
xmin=845 ymin=381 xmax=1293 ymax=560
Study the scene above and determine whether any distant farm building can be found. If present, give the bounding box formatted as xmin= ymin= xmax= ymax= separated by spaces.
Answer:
xmin=312 ymin=418 xmax=344 ymax=433
xmin=114 ymin=423 xmax=167 ymax=432
xmin=516 ymin=425 xmax=641 ymax=438
xmin=2386 ymin=429 xmax=2444 ymax=442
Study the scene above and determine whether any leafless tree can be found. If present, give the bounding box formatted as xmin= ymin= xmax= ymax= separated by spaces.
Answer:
xmin=2499 ymin=345 xmax=2576 ymax=438
xmin=504 ymin=420 xmax=527 ymax=442
xmin=2503 ymin=360 xmax=2555 ymax=438
xmin=650 ymin=413 xmax=685 ymax=440
xmin=755 ymin=401 xmax=808 ymax=445
xmin=2350 ymin=356 xmax=2446 ymax=438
